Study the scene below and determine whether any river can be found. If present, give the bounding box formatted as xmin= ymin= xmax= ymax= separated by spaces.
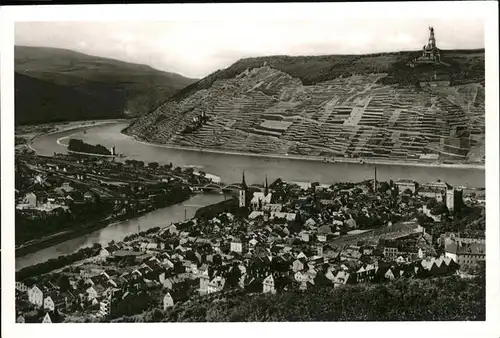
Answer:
xmin=18 ymin=121 xmax=485 ymax=269
xmin=16 ymin=194 xmax=227 ymax=270
xmin=30 ymin=122 xmax=485 ymax=188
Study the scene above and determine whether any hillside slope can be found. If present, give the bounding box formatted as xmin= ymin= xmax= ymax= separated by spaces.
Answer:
xmin=110 ymin=274 xmax=485 ymax=322
xmin=125 ymin=49 xmax=485 ymax=164
xmin=15 ymin=46 xmax=196 ymax=123
xmin=15 ymin=73 xmax=124 ymax=125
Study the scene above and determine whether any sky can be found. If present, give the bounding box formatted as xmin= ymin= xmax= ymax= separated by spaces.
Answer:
xmin=15 ymin=18 xmax=484 ymax=79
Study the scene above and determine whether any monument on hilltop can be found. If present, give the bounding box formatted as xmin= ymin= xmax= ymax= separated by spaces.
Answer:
xmin=421 ymin=26 xmax=441 ymax=63
xmin=408 ymin=26 xmax=446 ymax=67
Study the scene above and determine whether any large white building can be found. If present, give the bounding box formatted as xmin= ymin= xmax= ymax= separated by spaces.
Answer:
xmin=28 ymin=285 xmax=44 ymax=308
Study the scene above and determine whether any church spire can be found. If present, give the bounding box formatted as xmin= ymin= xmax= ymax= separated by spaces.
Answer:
xmin=241 ymin=170 xmax=247 ymax=189
xmin=264 ymin=174 xmax=269 ymax=196
xmin=239 ymin=170 xmax=248 ymax=208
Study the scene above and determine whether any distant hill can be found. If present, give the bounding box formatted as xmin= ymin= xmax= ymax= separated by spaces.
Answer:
xmin=15 ymin=73 xmax=124 ymax=125
xmin=124 ymin=49 xmax=485 ymax=164
xmin=15 ymin=46 xmax=196 ymax=124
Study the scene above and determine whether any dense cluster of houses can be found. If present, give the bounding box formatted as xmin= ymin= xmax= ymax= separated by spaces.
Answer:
xmin=15 ymin=172 xmax=485 ymax=323
xmin=15 ymin=214 xmax=482 ymax=323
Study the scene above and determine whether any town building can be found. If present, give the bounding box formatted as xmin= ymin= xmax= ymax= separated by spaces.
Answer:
xmin=207 ymin=276 xmax=226 ymax=294
xmin=28 ymin=285 xmax=43 ymax=308
xmin=163 ymin=292 xmax=174 ymax=310
xmin=230 ymin=238 xmax=244 ymax=253
xmin=418 ymin=180 xmax=451 ymax=201
xmin=43 ymin=296 xmax=55 ymax=312
xmin=42 ymin=313 xmax=52 ymax=324
xmin=445 ymin=242 xmax=485 ymax=267
xmin=262 ymin=274 xmax=276 ymax=294
xmin=395 ymin=179 xmax=418 ymax=194
xmin=25 ymin=192 xmax=38 ymax=207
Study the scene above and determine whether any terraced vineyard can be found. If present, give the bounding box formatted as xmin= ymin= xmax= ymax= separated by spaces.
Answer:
xmin=125 ymin=51 xmax=484 ymax=163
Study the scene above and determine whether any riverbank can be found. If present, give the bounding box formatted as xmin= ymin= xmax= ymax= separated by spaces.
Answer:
xmin=16 ymin=193 xmax=193 ymax=258
xmin=15 ymin=217 xmax=113 ymax=257
xmin=122 ymin=130 xmax=485 ymax=170
xmin=25 ymin=119 xmax=130 ymax=154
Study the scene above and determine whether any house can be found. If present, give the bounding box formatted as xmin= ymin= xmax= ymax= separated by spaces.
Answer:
xmin=270 ymin=212 xmax=296 ymax=221
xmin=163 ymin=275 xmax=189 ymax=291
xmin=262 ymin=203 xmax=283 ymax=212
xmin=340 ymin=247 xmax=362 ymax=261
xmin=163 ymin=292 xmax=175 ymax=310
xmin=301 ymin=232 xmax=310 ymax=242
xmin=292 ymin=259 xmax=305 ymax=272
xmin=42 ymin=313 xmax=52 ymax=324
xmin=230 ymin=238 xmax=243 ymax=253
xmin=88 ymin=274 xmax=109 ymax=286
xmin=420 ymin=256 xmax=459 ymax=276
xmin=262 ymin=274 xmax=276 ymax=294
xmin=99 ymin=248 xmax=111 ymax=259
xmin=84 ymin=191 xmax=97 ymax=203
xmin=332 ymin=270 xmax=351 ymax=287
xmin=28 ymin=285 xmax=44 ymax=308
xmin=25 ymin=192 xmax=38 ymax=206
xmin=383 ymin=244 xmax=399 ymax=261
xmin=15 ymin=282 xmax=28 ymax=293
xmin=207 ymin=276 xmax=226 ymax=294
xmin=86 ymin=285 xmax=105 ymax=300
xmin=249 ymin=238 xmax=258 ymax=247
xmin=305 ymin=218 xmax=317 ymax=227
xmin=43 ymin=296 xmax=55 ymax=312
xmin=251 ymin=192 xmax=273 ymax=210
xmin=395 ymin=179 xmax=417 ymax=194
xmin=356 ymin=264 xmax=377 ymax=283
xmin=99 ymin=299 xmax=111 ymax=318
xmin=445 ymin=241 xmax=485 ymax=267
xmin=198 ymin=267 xmax=211 ymax=295
xmin=384 ymin=268 xmax=397 ymax=280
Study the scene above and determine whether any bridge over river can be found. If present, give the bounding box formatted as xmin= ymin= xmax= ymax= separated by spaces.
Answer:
xmin=193 ymin=182 xmax=267 ymax=194
xmin=193 ymin=183 xmax=266 ymax=194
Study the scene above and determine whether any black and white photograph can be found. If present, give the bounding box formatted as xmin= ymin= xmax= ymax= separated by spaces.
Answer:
xmin=1 ymin=2 xmax=499 ymax=337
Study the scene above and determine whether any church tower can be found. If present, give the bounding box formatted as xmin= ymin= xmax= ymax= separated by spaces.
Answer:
xmin=239 ymin=171 xmax=248 ymax=208
xmin=446 ymin=188 xmax=455 ymax=213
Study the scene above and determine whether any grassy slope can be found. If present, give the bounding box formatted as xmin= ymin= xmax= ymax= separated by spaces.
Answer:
xmin=15 ymin=46 xmax=197 ymax=124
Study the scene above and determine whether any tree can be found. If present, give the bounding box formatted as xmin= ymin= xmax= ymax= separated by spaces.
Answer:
xmin=225 ymin=264 xmax=242 ymax=288
xmin=431 ymin=202 xmax=449 ymax=216
xmin=56 ymin=275 xmax=71 ymax=292
xmin=403 ymin=188 xmax=413 ymax=196
xmin=148 ymin=162 xmax=159 ymax=170
xmin=378 ymin=182 xmax=390 ymax=193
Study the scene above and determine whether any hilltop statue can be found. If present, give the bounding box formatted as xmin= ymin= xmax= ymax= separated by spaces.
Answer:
xmin=412 ymin=26 xmax=441 ymax=65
